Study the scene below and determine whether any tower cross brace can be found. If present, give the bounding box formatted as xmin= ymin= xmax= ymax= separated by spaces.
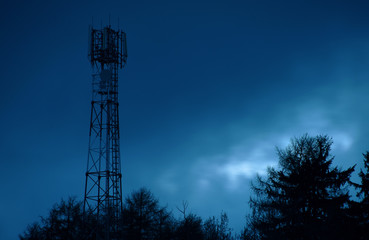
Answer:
xmin=84 ymin=25 xmax=127 ymax=240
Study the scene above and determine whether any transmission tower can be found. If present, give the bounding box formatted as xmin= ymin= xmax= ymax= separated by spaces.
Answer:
xmin=84 ymin=25 xmax=127 ymax=240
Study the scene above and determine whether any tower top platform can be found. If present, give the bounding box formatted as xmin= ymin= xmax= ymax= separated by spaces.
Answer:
xmin=88 ymin=25 xmax=127 ymax=68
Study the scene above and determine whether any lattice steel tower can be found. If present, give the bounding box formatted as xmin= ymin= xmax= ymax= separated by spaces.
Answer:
xmin=84 ymin=25 xmax=127 ymax=240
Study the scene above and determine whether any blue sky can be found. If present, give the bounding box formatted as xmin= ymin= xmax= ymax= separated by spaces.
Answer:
xmin=1 ymin=0 xmax=369 ymax=238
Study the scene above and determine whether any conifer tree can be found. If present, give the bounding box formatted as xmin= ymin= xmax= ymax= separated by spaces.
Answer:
xmin=349 ymin=152 xmax=369 ymax=239
xmin=249 ymin=135 xmax=354 ymax=240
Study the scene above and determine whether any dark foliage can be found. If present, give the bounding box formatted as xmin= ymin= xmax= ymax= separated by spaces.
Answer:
xmin=20 ymin=189 xmax=235 ymax=240
xmin=203 ymin=212 xmax=232 ymax=240
xmin=357 ymin=152 xmax=369 ymax=206
xmin=175 ymin=213 xmax=204 ymax=240
xmin=248 ymin=135 xmax=355 ymax=240
xmin=21 ymin=134 xmax=369 ymax=240
xmin=346 ymin=152 xmax=369 ymax=239
xmin=122 ymin=187 xmax=175 ymax=240
xmin=19 ymin=197 xmax=91 ymax=240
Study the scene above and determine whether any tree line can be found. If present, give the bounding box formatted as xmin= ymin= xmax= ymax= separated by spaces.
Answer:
xmin=19 ymin=188 xmax=233 ymax=240
xmin=20 ymin=134 xmax=369 ymax=239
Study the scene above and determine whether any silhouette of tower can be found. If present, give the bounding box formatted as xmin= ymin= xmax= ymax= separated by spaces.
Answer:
xmin=84 ymin=25 xmax=127 ymax=240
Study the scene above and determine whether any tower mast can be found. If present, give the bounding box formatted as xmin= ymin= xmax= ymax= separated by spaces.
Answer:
xmin=84 ymin=24 xmax=127 ymax=240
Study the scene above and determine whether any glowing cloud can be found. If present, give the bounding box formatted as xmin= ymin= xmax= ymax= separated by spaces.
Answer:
xmin=218 ymin=160 xmax=276 ymax=184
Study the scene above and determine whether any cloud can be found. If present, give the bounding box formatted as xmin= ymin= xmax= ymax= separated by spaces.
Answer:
xmin=156 ymin=169 xmax=179 ymax=194
xmin=292 ymin=95 xmax=356 ymax=154
xmin=331 ymin=132 xmax=354 ymax=152
xmin=191 ymin=138 xmax=283 ymax=191
xmin=188 ymin=83 xmax=358 ymax=192
xmin=218 ymin=160 xmax=276 ymax=187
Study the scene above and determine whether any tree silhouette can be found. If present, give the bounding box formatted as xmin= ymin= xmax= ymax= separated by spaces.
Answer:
xmin=175 ymin=213 xmax=204 ymax=240
xmin=122 ymin=187 xmax=174 ymax=240
xmin=21 ymin=134 xmax=369 ymax=240
xmin=357 ymin=152 xmax=369 ymax=206
xmin=19 ymin=197 xmax=90 ymax=240
xmin=203 ymin=212 xmax=232 ymax=240
xmin=19 ymin=222 xmax=44 ymax=240
xmin=248 ymin=134 xmax=354 ymax=240
xmin=357 ymin=152 xmax=369 ymax=236
xmin=347 ymin=152 xmax=369 ymax=239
